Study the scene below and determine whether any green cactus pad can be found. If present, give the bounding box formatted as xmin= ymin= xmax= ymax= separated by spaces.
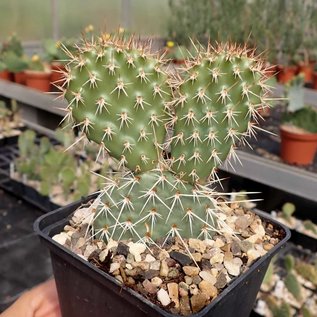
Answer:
xmin=62 ymin=37 xmax=172 ymax=173
xmin=170 ymin=44 xmax=270 ymax=183
xmin=91 ymin=170 xmax=231 ymax=242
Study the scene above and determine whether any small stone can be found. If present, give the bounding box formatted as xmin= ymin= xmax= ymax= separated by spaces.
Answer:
xmin=180 ymin=296 xmax=192 ymax=316
xmin=145 ymin=254 xmax=156 ymax=262
xmin=224 ymin=257 xmax=242 ymax=276
xmin=235 ymin=215 xmax=250 ymax=230
xmin=192 ymin=275 xmax=202 ymax=285
xmin=231 ymin=241 xmax=241 ymax=255
xmin=143 ymin=269 xmax=159 ymax=280
xmin=170 ymin=251 xmax=193 ymax=266
xmin=214 ymin=238 xmax=225 ymax=248
xmin=214 ymin=272 xmax=227 ymax=289
xmin=209 ymin=252 xmax=224 ymax=265
xmin=247 ymin=249 xmax=261 ymax=265
xmin=109 ymin=262 xmax=121 ymax=273
xmin=129 ymin=243 xmax=146 ymax=262
xmin=191 ymin=293 xmax=208 ymax=313
xmin=189 ymin=284 xmax=199 ymax=295
xmin=189 ymin=239 xmax=206 ymax=253
xmin=168 ymin=267 xmax=180 ymax=278
xmin=125 ymin=267 xmax=141 ymax=277
xmin=178 ymin=282 xmax=189 ymax=297
xmin=250 ymin=219 xmax=265 ymax=237
xmin=199 ymin=271 xmax=217 ymax=285
xmin=192 ymin=253 xmax=202 ymax=262
xmin=151 ymin=277 xmax=163 ymax=287
xmin=143 ymin=279 xmax=158 ymax=294
xmin=183 ymin=266 xmax=200 ymax=276
xmin=150 ymin=260 xmax=161 ymax=271
xmin=52 ymin=232 xmax=70 ymax=246
xmin=184 ymin=276 xmax=193 ymax=285
xmin=263 ymin=243 xmax=274 ymax=251
xmin=239 ymin=240 xmax=253 ymax=253
xmin=166 ymin=258 xmax=177 ymax=267
xmin=112 ymin=255 xmax=126 ymax=265
xmin=158 ymin=250 xmax=170 ymax=260
xmin=201 ymin=259 xmax=212 ymax=270
xmin=157 ymin=288 xmax=171 ymax=306
xmin=115 ymin=275 xmax=123 ymax=283
xmin=107 ymin=239 xmax=118 ymax=250
xmin=84 ymin=245 xmax=97 ymax=258
xmin=126 ymin=253 xmax=134 ymax=264
xmin=199 ymin=280 xmax=218 ymax=299
xmin=126 ymin=277 xmax=135 ymax=285
xmin=116 ymin=242 xmax=129 ymax=257
xmin=132 ymin=261 xmax=150 ymax=271
xmin=126 ymin=263 xmax=133 ymax=270
xmin=167 ymin=283 xmax=179 ymax=308
xmin=99 ymin=249 xmax=109 ymax=262
xmin=160 ymin=259 xmax=169 ymax=277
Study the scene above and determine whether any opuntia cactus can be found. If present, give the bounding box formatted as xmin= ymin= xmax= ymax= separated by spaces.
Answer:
xmin=59 ymin=35 xmax=271 ymax=244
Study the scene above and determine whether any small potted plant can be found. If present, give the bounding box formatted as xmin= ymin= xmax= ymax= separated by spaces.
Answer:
xmin=35 ymin=35 xmax=290 ymax=317
xmin=0 ymin=58 xmax=10 ymax=80
xmin=2 ymin=51 xmax=28 ymax=84
xmin=280 ymin=74 xmax=317 ymax=165
xmin=25 ymin=54 xmax=51 ymax=92
xmin=43 ymin=38 xmax=75 ymax=88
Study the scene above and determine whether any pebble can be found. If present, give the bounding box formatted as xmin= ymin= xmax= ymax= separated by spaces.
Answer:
xmin=201 ymin=259 xmax=212 ymax=270
xmin=189 ymin=239 xmax=206 ymax=253
xmin=199 ymin=271 xmax=217 ymax=285
xmin=170 ymin=251 xmax=193 ymax=266
xmin=180 ymin=296 xmax=191 ymax=316
xmin=109 ymin=262 xmax=121 ymax=273
xmin=235 ymin=215 xmax=250 ymax=230
xmin=99 ymin=248 xmax=109 ymax=262
xmin=167 ymin=283 xmax=179 ymax=308
xmin=116 ymin=242 xmax=129 ymax=257
xmin=52 ymin=232 xmax=69 ymax=245
xmin=178 ymin=282 xmax=189 ymax=297
xmin=157 ymin=288 xmax=171 ymax=306
xmin=143 ymin=269 xmax=159 ymax=280
xmin=168 ymin=267 xmax=180 ymax=278
xmin=189 ymin=284 xmax=199 ymax=295
xmin=199 ymin=280 xmax=218 ymax=299
xmin=160 ymin=259 xmax=169 ymax=277
xmin=184 ymin=276 xmax=193 ymax=285
xmin=150 ymin=260 xmax=161 ymax=271
xmin=145 ymin=254 xmax=156 ymax=262
xmin=224 ymin=257 xmax=243 ymax=276
xmin=143 ymin=279 xmax=157 ymax=294
xmin=183 ymin=266 xmax=200 ymax=277
xmin=129 ymin=243 xmax=146 ymax=262
xmin=214 ymin=272 xmax=227 ymax=289
xmin=263 ymin=243 xmax=274 ymax=251
xmin=231 ymin=241 xmax=241 ymax=255
xmin=192 ymin=275 xmax=202 ymax=285
xmin=151 ymin=277 xmax=163 ymax=287
xmin=132 ymin=261 xmax=150 ymax=271
xmin=192 ymin=253 xmax=202 ymax=262
xmin=191 ymin=293 xmax=208 ymax=313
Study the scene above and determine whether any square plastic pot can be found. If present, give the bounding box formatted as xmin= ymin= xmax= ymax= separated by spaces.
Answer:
xmin=34 ymin=197 xmax=290 ymax=317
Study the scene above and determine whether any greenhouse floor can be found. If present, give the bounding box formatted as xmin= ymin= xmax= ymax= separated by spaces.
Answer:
xmin=0 ymin=188 xmax=52 ymax=312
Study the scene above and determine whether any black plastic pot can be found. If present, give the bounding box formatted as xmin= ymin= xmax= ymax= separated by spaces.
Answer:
xmin=34 ymin=200 xmax=290 ymax=317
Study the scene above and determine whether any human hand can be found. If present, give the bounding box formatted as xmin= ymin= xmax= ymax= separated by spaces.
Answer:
xmin=1 ymin=279 xmax=61 ymax=317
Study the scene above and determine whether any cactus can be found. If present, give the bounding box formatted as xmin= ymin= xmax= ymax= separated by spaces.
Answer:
xmin=266 ymin=296 xmax=291 ymax=317
xmin=295 ymin=261 xmax=317 ymax=286
xmin=284 ymin=254 xmax=295 ymax=273
xmin=281 ymin=202 xmax=296 ymax=221
xmin=59 ymin=35 xmax=271 ymax=244
xmin=303 ymin=220 xmax=317 ymax=235
xmin=284 ymin=272 xmax=302 ymax=301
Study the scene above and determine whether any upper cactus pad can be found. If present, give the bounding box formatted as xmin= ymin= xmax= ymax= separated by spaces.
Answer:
xmin=170 ymin=44 xmax=270 ymax=183
xmin=62 ymin=37 xmax=172 ymax=173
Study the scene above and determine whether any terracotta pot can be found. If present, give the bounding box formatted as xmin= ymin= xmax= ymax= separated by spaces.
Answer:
xmin=312 ymin=72 xmax=317 ymax=90
xmin=25 ymin=70 xmax=52 ymax=92
xmin=50 ymin=63 xmax=66 ymax=87
xmin=280 ymin=126 xmax=317 ymax=165
xmin=14 ymin=71 xmax=26 ymax=85
xmin=297 ymin=63 xmax=314 ymax=83
xmin=0 ymin=70 xmax=10 ymax=80
xmin=276 ymin=65 xmax=297 ymax=84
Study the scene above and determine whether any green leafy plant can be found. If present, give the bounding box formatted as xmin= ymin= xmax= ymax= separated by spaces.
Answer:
xmin=57 ymin=34 xmax=271 ymax=243
xmin=27 ymin=54 xmax=46 ymax=72
xmin=2 ymin=51 xmax=28 ymax=73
